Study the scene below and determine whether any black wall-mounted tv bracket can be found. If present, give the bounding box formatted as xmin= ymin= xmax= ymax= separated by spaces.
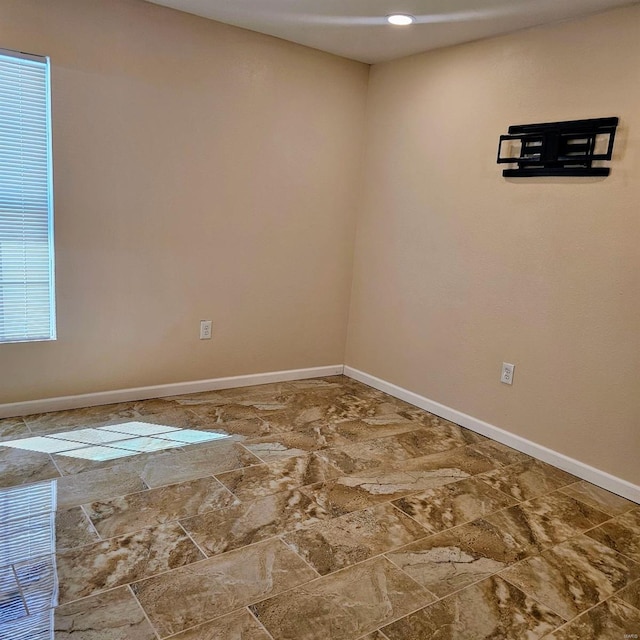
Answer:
xmin=497 ymin=117 xmax=618 ymax=177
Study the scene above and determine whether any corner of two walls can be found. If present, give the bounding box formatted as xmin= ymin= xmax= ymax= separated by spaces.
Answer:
xmin=0 ymin=0 xmax=637 ymax=490
xmin=345 ymin=4 xmax=640 ymax=486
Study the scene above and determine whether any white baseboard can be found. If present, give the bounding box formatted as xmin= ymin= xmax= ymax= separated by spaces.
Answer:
xmin=344 ymin=366 xmax=640 ymax=504
xmin=4 ymin=361 xmax=637 ymax=503
xmin=0 ymin=365 xmax=344 ymax=419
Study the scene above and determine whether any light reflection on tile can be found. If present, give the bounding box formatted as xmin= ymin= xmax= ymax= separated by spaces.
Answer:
xmin=0 ymin=481 xmax=57 ymax=575
xmin=0 ymin=481 xmax=56 ymax=523
xmin=108 ymin=437 xmax=182 ymax=453
xmin=0 ymin=564 xmax=27 ymax=624
xmin=99 ymin=421 xmax=181 ymax=437
xmin=15 ymin=555 xmax=59 ymax=614
xmin=154 ymin=429 xmax=230 ymax=444
xmin=0 ymin=436 xmax=87 ymax=454
xmin=56 ymin=445 xmax=139 ymax=461
xmin=0 ymin=513 xmax=56 ymax=566
xmin=0 ymin=377 xmax=637 ymax=639
xmin=0 ymin=479 xmax=58 ymax=635
xmin=48 ymin=428 xmax=138 ymax=446
xmin=0 ymin=609 xmax=52 ymax=640
xmin=1 ymin=425 xmax=235 ymax=463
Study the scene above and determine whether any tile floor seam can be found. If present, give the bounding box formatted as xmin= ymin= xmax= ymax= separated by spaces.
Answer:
xmin=9 ymin=562 xmax=30 ymax=618
xmin=277 ymin=540 xmax=437 ymax=599
xmin=21 ymin=578 xmax=131 ymax=611
xmin=385 ymin=482 xmax=519 ymax=535
xmin=50 ymin=525 xmax=213 ymax=590
xmin=385 ymin=499 xmax=438 ymax=534
xmin=45 ymin=451 xmax=63 ymax=480
xmin=614 ymin=579 xmax=640 ymax=614
xmin=379 ymin=510 xmax=635 ymax=623
xmin=236 ymin=442 xmax=280 ymax=469
xmin=246 ymin=605 xmax=277 ymax=640
xmin=497 ymin=571 xmax=571 ymax=622
xmin=3 ymin=465 xmax=633 ymax=560
xmin=141 ymin=595 xmax=267 ymax=638
xmin=495 ymin=532 xmax=640 ymax=625
xmin=381 ymin=573 xmax=571 ymax=640
xmin=236 ymin=441 xmax=274 ymax=466
xmin=134 ymin=452 xmax=266 ymax=492
xmin=275 ymin=534 xmax=323 ymax=578
xmin=172 ymin=484 xmax=354 ymax=552
xmin=245 ymin=556 xmax=438 ymax=639
xmin=380 ymin=506 xmax=531 ymax=559
xmin=213 ymin=459 xmax=345 ymax=503
xmin=79 ymin=471 xmax=238 ymax=519
xmin=110 ymin=532 xmax=323 ymax=601
xmin=568 ymin=515 xmax=640 ymax=566
xmin=17 ymin=524 xmax=218 ymax=607
xmin=592 ymin=544 xmax=640 ymax=568
xmin=577 ymin=513 xmax=621 ymax=535
xmin=156 ymin=606 xmax=276 ymax=640
xmin=558 ymin=489 xmax=636 ymax=519
xmin=122 ymin=541 xmax=326 ymax=636
xmin=249 ymin=553 xmax=428 ymax=618
xmin=474 ymin=467 xmax=566 ymax=503
xmin=381 ymin=547 xmax=497 ymax=605
xmin=68 ymin=480 xmax=440 ymax=564
xmin=558 ymin=482 xmax=637 ymax=517
xmin=475 ymin=488 xmax=618 ymax=536
xmin=540 ymin=485 xmax=615 ymax=514
xmin=127 ymin=583 xmax=163 ymax=640
xmin=175 ymin=520 xmax=209 ymax=561
xmin=3 ymin=380 xmax=639 ymax=639
xmin=79 ymin=503 xmax=103 ymax=541
xmin=59 ymin=518 xmax=300 ymax=588
xmin=343 ymin=587 xmax=444 ymax=639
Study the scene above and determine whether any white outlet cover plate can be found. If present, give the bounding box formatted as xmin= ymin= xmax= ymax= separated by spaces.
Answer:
xmin=200 ymin=320 xmax=212 ymax=339
xmin=501 ymin=362 xmax=515 ymax=384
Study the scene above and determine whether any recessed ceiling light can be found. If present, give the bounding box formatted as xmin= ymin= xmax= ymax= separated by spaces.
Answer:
xmin=387 ymin=14 xmax=415 ymax=26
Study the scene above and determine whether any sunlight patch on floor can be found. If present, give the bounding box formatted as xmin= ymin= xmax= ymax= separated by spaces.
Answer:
xmin=0 ymin=423 xmax=229 ymax=460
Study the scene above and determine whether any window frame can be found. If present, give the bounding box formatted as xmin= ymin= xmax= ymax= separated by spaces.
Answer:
xmin=0 ymin=47 xmax=56 ymax=344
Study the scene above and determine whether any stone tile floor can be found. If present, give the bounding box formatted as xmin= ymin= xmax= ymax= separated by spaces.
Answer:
xmin=0 ymin=375 xmax=638 ymax=639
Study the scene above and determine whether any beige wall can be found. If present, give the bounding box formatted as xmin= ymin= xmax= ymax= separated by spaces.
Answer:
xmin=346 ymin=5 xmax=640 ymax=484
xmin=1 ymin=1 xmax=637 ymax=485
xmin=0 ymin=0 xmax=368 ymax=402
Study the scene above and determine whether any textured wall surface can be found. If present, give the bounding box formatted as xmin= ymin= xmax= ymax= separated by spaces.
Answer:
xmin=0 ymin=0 xmax=368 ymax=402
xmin=1 ymin=0 xmax=637 ymax=486
xmin=346 ymin=5 xmax=640 ymax=484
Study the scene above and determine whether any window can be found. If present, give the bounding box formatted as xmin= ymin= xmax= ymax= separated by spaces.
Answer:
xmin=0 ymin=48 xmax=55 ymax=343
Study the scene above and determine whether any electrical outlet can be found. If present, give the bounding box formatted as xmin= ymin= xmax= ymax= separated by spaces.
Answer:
xmin=500 ymin=362 xmax=515 ymax=385
xmin=199 ymin=320 xmax=212 ymax=340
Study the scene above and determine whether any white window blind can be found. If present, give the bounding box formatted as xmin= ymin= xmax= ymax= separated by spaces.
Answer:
xmin=0 ymin=48 xmax=55 ymax=343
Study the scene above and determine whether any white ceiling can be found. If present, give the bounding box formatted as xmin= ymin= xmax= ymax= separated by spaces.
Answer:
xmin=147 ymin=0 xmax=636 ymax=64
